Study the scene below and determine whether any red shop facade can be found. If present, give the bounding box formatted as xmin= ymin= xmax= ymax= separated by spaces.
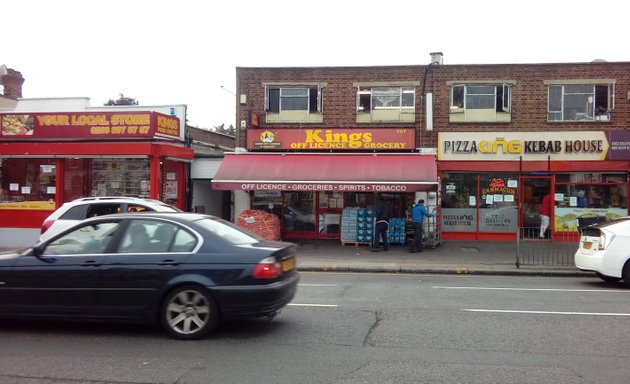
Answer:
xmin=438 ymin=131 xmax=630 ymax=242
xmin=0 ymin=111 xmax=194 ymax=246
xmin=212 ymin=127 xmax=438 ymax=240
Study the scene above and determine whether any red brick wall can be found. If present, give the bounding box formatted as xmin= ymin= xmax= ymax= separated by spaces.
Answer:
xmin=0 ymin=68 xmax=25 ymax=99
xmin=236 ymin=62 xmax=630 ymax=149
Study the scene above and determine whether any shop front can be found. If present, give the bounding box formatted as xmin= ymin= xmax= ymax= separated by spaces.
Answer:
xmin=0 ymin=111 xmax=193 ymax=246
xmin=438 ymin=131 xmax=630 ymax=241
xmin=211 ymin=152 xmax=437 ymax=239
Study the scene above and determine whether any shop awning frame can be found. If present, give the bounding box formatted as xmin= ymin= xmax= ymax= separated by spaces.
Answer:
xmin=211 ymin=152 xmax=438 ymax=192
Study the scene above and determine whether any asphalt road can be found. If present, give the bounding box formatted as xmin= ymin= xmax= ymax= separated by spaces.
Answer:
xmin=0 ymin=273 xmax=628 ymax=384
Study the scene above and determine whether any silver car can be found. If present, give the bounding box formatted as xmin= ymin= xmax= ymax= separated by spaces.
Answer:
xmin=40 ymin=197 xmax=181 ymax=242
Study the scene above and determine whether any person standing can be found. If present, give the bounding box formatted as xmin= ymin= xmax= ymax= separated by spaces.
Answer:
xmin=539 ymin=192 xmax=552 ymax=239
xmin=373 ymin=195 xmax=392 ymax=251
xmin=409 ymin=199 xmax=435 ymax=253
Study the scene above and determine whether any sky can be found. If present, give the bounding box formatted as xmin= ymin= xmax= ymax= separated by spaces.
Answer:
xmin=2 ymin=0 xmax=627 ymax=130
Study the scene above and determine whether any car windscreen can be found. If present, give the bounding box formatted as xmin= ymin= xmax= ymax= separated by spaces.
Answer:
xmin=194 ymin=217 xmax=261 ymax=245
xmin=597 ymin=217 xmax=630 ymax=228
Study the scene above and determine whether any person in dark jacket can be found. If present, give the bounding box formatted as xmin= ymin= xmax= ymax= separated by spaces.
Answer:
xmin=373 ymin=195 xmax=392 ymax=251
xmin=409 ymin=199 xmax=435 ymax=253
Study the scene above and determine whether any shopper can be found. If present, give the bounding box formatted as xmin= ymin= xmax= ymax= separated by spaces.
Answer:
xmin=409 ymin=199 xmax=435 ymax=253
xmin=539 ymin=192 xmax=552 ymax=239
xmin=373 ymin=195 xmax=392 ymax=251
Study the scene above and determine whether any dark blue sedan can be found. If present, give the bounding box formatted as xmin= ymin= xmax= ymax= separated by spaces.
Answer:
xmin=0 ymin=212 xmax=299 ymax=339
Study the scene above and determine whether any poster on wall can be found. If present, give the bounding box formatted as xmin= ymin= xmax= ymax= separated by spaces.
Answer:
xmin=164 ymin=181 xmax=178 ymax=200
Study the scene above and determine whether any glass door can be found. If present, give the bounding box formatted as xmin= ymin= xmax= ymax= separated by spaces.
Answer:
xmin=520 ymin=176 xmax=552 ymax=237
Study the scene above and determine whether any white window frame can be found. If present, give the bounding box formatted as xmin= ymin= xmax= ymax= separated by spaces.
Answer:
xmin=264 ymin=85 xmax=323 ymax=114
xmin=356 ymin=86 xmax=415 ymax=113
xmin=449 ymin=83 xmax=512 ymax=113
xmin=546 ymin=82 xmax=615 ymax=122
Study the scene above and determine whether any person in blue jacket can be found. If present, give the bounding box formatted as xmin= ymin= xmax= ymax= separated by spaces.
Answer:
xmin=409 ymin=199 xmax=435 ymax=253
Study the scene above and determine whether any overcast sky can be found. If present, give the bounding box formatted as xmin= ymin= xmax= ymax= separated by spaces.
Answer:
xmin=3 ymin=0 xmax=627 ymax=130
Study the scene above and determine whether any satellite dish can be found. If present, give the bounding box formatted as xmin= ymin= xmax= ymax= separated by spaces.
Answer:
xmin=591 ymin=59 xmax=608 ymax=63
xmin=0 ymin=64 xmax=8 ymax=77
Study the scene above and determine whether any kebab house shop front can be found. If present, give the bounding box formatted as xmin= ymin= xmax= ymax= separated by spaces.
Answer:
xmin=211 ymin=127 xmax=438 ymax=240
xmin=438 ymin=131 xmax=630 ymax=241
xmin=0 ymin=111 xmax=193 ymax=246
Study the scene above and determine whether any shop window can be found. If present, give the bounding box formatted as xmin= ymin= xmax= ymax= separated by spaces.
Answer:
xmin=441 ymin=173 xmax=478 ymax=233
xmin=91 ymin=159 xmax=150 ymax=198
xmin=441 ymin=173 xmax=518 ymax=233
xmin=0 ymin=158 xmax=56 ymax=207
xmin=547 ymin=83 xmax=614 ymax=122
xmin=449 ymin=83 xmax=512 ymax=123
xmin=478 ymin=173 xmax=518 ymax=233
xmin=251 ymin=191 xmax=283 ymax=218
xmin=356 ymin=86 xmax=415 ymax=123
xmin=554 ymin=182 xmax=627 ymax=232
xmin=283 ymin=192 xmax=316 ymax=232
xmin=264 ymin=85 xmax=323 ymax=123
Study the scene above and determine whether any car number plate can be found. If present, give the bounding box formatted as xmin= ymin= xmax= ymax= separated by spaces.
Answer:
xmin=583 ymin=242 xmax=592 ymax=249
xmin=281 ymin=258 xmax=295 ymax=272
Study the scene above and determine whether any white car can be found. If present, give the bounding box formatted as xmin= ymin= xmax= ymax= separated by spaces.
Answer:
xmin=39 ymin=197 xmax=181 ymax=242
xmin=575 ymin=217 xmax=630 ymax=287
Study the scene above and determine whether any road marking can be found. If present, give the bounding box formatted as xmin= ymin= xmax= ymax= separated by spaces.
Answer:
xmin=298 ymin=284 xmax=337 ymax=287
xmin=432 ymin=285 xmax=630 ymax=293
xmin=288 ymin=303 xmax=338 ymax=307
xmin=463 ymin=309 xmax=630 ymax=317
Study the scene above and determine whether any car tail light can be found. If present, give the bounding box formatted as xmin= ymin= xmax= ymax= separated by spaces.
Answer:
xmin=41 ymin=219 xmax=55 ymax=234
xmin=252 ymin=257 xmax=282 ymax=279
xmin=598 ymin=230 xmax=615 ymax=251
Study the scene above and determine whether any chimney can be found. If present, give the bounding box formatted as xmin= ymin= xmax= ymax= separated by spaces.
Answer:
xmin=429 ymin=52 xmax=443 ymax=66
xmin=0 ymin=67 xmax=25 ymax=98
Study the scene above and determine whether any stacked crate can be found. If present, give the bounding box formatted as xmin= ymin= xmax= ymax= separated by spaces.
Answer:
xmin=387 ymin=218 xmax=407 ymax=245
xmin=340 ymin=207 xmax=359 ymax=244
xmin=341 ymin=207 xmax=374 ymax=245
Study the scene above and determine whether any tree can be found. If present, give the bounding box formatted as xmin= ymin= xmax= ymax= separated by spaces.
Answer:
xmin=104 ymin=93 xmax=139 ymax=106
xmin=213 ymin=124 xmax=236 ymax=136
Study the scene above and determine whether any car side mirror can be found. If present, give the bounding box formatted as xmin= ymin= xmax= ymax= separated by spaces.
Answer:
xmin=31 ymin=243 xmax=45 ymax=258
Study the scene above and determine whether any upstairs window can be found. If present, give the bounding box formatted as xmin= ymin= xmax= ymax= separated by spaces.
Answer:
xmin=356 ymin=86 xmax=415 ymax=123
xmin=547 ymin=83 xmax=614 ymax=122
xmin=449 ymin=83 xmax=513 ymax=123
xmin=264 ymin=85 xmax=323 ymax=123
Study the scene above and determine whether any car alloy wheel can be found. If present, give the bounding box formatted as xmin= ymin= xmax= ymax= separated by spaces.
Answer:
xmin=161 ymin=285 xmax=218 ymax=340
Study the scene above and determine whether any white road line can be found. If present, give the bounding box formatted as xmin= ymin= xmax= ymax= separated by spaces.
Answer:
xmin=298 ymin=284 xmax=337 ymax=287
xmin=288 ymin=303 xmax=338 ymax=307
xmin=463 ymin=309 xmax=630 ymax=317
xmin=432 ymin=285 xmax=630 ymax=293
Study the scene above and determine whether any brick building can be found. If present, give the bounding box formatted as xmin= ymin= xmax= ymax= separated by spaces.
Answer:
xmin=212 ymin=54 xmax=630 ymax=243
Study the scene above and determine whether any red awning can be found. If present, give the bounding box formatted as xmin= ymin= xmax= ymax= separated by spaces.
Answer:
xmin=211 ymin=153 xmax=437 ymax=192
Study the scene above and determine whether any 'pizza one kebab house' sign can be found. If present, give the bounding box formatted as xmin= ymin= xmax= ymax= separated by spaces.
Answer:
xmin=0 ymin=111 xmax=180 ymax=140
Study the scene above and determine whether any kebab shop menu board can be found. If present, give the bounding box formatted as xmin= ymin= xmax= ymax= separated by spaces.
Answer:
xmin=0 ymin=112 xmax=180 ymax=140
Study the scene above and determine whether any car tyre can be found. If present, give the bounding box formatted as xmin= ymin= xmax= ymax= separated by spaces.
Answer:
xmin=596 ymin=272 xmax=621 ymax=284
xmin=161 ymin=285 xmax=218 ymax=340
xmin=623 ymin=261 xmax=630 ymax=289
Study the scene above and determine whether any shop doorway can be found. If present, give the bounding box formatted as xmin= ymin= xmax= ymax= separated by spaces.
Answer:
xmin=520 ymin=176 xmax=552 ymax=237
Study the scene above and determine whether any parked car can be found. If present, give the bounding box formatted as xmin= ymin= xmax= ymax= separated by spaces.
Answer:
xmin=40 ymin=197 xmax=182 ymax=242
xmin=575 ymin=217 xmax=630 ymax=287
xmin=1 ymin=212 xmax=299 ymax=339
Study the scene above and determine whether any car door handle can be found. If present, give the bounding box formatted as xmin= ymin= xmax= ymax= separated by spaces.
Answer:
xmin=159 ymin=260 xmax=178 ymax=266
xmin=81 ymin=260 xmax=101 ymax=267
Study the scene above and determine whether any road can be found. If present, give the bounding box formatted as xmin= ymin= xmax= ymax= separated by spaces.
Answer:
xmin=0 ymin=273 xmax=629 ymax=384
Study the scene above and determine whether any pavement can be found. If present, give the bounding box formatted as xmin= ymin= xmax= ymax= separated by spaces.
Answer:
xmin=293 ymin=239 xmax=591 ymax=277
xmin=0 ymin=239 xmax=592 ymax=277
